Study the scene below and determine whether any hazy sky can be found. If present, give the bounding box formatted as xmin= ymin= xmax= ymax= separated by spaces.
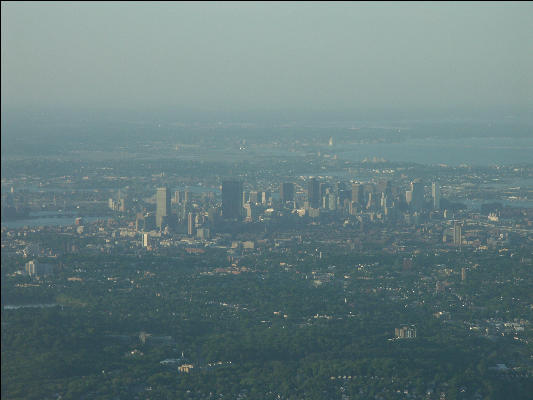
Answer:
xmin=2 ymin=1 xmax=532 ymax=116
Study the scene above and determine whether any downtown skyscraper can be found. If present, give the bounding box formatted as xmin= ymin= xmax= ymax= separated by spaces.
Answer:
xmin=280 ymin=182 xmax=295 ymax=203
xmin=308 ymin=178 xmax=320 ymax=209
xmin=156 ymin=187 xmax=171 ymax=228
xmin=222 ymin=180 xmax=243 ymax=220
xmin=432 ymin=182 xmax=441 ymax=210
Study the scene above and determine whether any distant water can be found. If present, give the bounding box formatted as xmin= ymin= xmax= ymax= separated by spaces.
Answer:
xmin=3 ymin=304 xmax=58 ymax=310
xmin=337 ymin=137 xmax=533 ymax=166
xmin=1 ymin=211 xmax=104 ymax=228
xmin=462 ymin=199 xmax=533 ymax=209
xmin=171 ymin=136 xmax=533 ymax=166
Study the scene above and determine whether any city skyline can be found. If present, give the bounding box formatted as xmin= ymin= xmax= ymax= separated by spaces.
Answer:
xmin=2 ymin=2 xmax=532 ymax=399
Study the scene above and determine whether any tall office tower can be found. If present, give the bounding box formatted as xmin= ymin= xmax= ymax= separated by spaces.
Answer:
xmin=249 ymin=191 xmax=259 ymax=204
xmin=116 ymin=190 xmax=127 ymax=212
xmin=243 ymin=203 xmax=251 ymax=221
xmin=453 ymin=223 xmax=462 ymax=246
xmin=280 ymin=182 xmax=295 ymax=203
xmin=325 ymin=193 xmax=337 ymax=210
xmin=183 ymin=191 xmax=190 ymax=205
xmin=173 ymin=191 xmax=180 ymax=204
xmin=108 ymin=198 xmax=116 ymax=210
xmin=261 ymin=190 xmax=270 ymax=205
xmin=144 ymin=213 xmax=156 ymax=231
xmin=380 ymin=192 xmax=387 ymax=209
xmin=338 ymin=189 xmax=351 ymax=204
xmin=461 ymin=267 xmax=467 ymax=282
xmin=432 ymin=182 xmax=441 ymax=210
xmin=222 ymin=180 xmax=243 ymax=220
xmin=207 ymin=207 xmax=219 ymax=226
xmin=410 ymin=180 xmax=425 ymax=211
xmin=308 ymin=178 xmax=321 ymax=209
xmin=366 ymin=192 xmax=374 ymax=210
xmin=351 ymin=183 xmax=364 ymax=205
xmin=319 ymin=182 xmax=329 ymax=198
xmin=187 ymin=212 xmax=195 ymax=236
xmin=156 ymin=187 xmax=171 ymax=228
xmin=135 ymin=213 xmax=145 ymax=231
xmin=243 ymin=203 xmax=258 ymax=221
xmin=405 ymin=190 xmax=413 ymax=206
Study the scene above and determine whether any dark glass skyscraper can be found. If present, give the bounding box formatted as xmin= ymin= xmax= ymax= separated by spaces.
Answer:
xmin=280 ymin=182 xmax=295 ymax=203
xmin=432 ymin=182 xmax=440 ymax=210
xmin=410 ymin=180 xmax=425 ymax=211
xmin=308 ymin=178 xmax=320 ymax=209
xmin=351 ymin=183 xmax=364 ymax=205
xmin=222 ymin=180 xmax=243 ymax=220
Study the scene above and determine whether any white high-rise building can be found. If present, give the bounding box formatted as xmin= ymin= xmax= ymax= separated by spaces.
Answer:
xmin=432 ymin=182 xmax=441 ymax=210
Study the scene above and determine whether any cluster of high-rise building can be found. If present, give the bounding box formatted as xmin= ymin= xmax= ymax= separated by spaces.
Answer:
xmin=138 ymin=182 xmax=246 ymax=236
xmin=136 ymin=179 xmax=445 ymax=237
xmin=300 ymin=178 xmax=442 ymax=218
xmin=108 ymin=190 xmax=128 ymax=212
